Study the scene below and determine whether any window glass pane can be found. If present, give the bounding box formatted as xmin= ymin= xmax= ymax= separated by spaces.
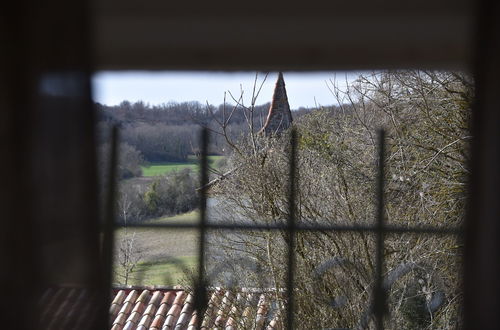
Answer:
xmin=113 ymin=227 xmax=198 ymax=286
xmin=385 ymin=233 xmax=463 ymax=328
xmin=294 ymin=232 xmax=376 ymax=329
xmin=93 ymin=70 xmax=468 ymax=328
xmin=206 ymin=229 xmax=272 ymax=288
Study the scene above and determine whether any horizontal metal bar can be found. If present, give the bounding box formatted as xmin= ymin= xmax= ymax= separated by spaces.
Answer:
xmin=114 ymin=221 xmax=461 ymax=235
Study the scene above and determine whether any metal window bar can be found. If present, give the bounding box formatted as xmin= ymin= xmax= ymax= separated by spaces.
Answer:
xmin=286 ymin=128 xmax=298 ymax=330
xmin=373 ymin=129 xmax=387 ymax=329
xmin=103 ymin=126 xmax=119 ymax=321
xmin=107 ymin=127 xmax=462 ymax=330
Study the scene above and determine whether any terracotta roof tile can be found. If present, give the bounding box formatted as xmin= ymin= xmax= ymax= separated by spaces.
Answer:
xmin=124 ymin=290 xmax=139 ymax=303
xmin=118 ymin=302 xmax=133 ymax=318
xmin=240 ymin=293 xmax=256 ymax=329
xmin=110 ymin=290 xmax=127 ymax=319
xmin=150 ymin=290 xmax=164 ymax=307
xmin=136 ymin=314 xmax=153 ymax=330
xmin=175 ymin=293 xmax=194 ymax=329
xmin=39 ymin=286 xmax=68 ymax=326
xmin=62 ymin=288 xmax=90 ymax=329
xmin=143 ymin=304 xmax=156 ymax=319
xmin=201 ymin=288 xmax=224 ymax=328
xmin=123 ymin=309 xmax=142 ymax=329
xmin=214 ymin=291 xmax=233 ymax=327
xmin=225 ymin=293 xmax=244 ymax=329
xmin=131 ymin=301 xmax=146 ymax=316
xmin=267 ymin=317 xmax=282 ymax=329
xmin=255 ymin=294 xmax=269 ymax=328
xmin=37 ymin=286 xmax=103 ymax=330
xmin=108 ymin=287 xmax=284 ymax=330
xmin=137 ymin=292 xmax=161 ymax=329
xmin=187 ymin=311 xmax=198 ymax=330
xmin=46 ymin=288 xmax=78 ymax=330
xmin=113 ymin=313 xmax=128 ymax=328
xmin=162 ymin=291 xmax=185 ymax=328
xmin=150 ymin=292 xmax=176 ymax=330
xmin=74 ymin=290 xmax=100 ymax=330
xmin=137 ymin=289 xmax=151 ymax=303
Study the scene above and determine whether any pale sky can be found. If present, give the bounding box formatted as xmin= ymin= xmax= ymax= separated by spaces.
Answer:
xmin=92 ymin=71 xmax=360 ymax=110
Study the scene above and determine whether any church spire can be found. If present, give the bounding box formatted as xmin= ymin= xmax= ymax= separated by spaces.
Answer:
xmin=261 ymin=72 xmax=293 ymax=136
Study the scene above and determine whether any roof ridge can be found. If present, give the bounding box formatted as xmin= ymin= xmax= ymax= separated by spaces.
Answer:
xmin=112 ymin=285 xmax=287 ymax=292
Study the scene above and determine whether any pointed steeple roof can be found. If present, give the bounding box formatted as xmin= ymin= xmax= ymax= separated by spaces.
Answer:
xmin=261 ymin=72 xmax=293 ymax=136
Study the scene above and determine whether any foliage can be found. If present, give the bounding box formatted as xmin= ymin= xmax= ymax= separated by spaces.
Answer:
xmin=121 ymin=123 xmax=195 ymax=162
xmin=98 ymin=142 xmax=144 ymax=181
xmin=96 ymin=100 xmax=301 ymax=162
xmin=212 ymin=71 xmax=471 ymax=328
xmin=117 ymin=183 xmax=146 ymax=224
xmin=115 ymin=169 xmax=198 ymax=224
xmin=143 ymin=181 xmax=161 ymax=213
xmin=146 ymin=168 xmax=198 ymax=216
xmin=98 ymin=143 xmax=144 ymax=221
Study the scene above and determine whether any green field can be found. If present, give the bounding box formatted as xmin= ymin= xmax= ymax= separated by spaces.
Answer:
xmin=141 ymin=155 xmax=224 ymax=177
xmin=132 ymin=256 xmax=198 ymax=286
xmin=114 ymin=212 xmax=199 ymax=286
xmin=154 ymin=210 xmax=199 ymax=225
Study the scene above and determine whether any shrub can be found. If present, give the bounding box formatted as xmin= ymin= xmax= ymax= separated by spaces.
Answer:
xmin=211 ymin=71 xmax=471 ymax=328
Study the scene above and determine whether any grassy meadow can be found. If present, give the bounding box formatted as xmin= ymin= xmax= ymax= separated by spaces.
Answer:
xmin=114 ymin=211 xmax=199 ymax=286
xmin=141 ymin=155 xmax=224 ymax=177
xmin=115 ymin=153 xmax=224 ymax=285
xmin=133 ymin=256 xmax=198 ymax=286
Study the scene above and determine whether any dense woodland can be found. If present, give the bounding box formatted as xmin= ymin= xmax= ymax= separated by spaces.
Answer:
xmin=96 ymin=100 xmax=311 ymax=166
xmin=96 ymin=99 xmax=314 ymax=223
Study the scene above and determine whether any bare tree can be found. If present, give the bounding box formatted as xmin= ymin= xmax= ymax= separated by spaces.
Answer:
xmin=209 ymin=70 xmax=471 ymax=328
xmin=116 ymin=182 xmax=145 ymax=224
xmin=115 ymin=232 xmax=143 ymax=285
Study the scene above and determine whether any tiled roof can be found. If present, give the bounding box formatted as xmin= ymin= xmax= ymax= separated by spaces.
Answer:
xmin=109 ymin=286 xmax=283 ymax=330
xmin=37 ymin=286 xmax=102 ymax=330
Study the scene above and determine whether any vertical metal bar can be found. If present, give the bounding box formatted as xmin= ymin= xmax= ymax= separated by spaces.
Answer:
xmin=373 ymin=129 xmax=387 ymax=330
xmin=195 ymin=128 xmax=209 ymax=325
xmin=102 ymin=126 xmax=119 ymax=323
xmin=286 ymin=128 xmax=298 ymax=330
